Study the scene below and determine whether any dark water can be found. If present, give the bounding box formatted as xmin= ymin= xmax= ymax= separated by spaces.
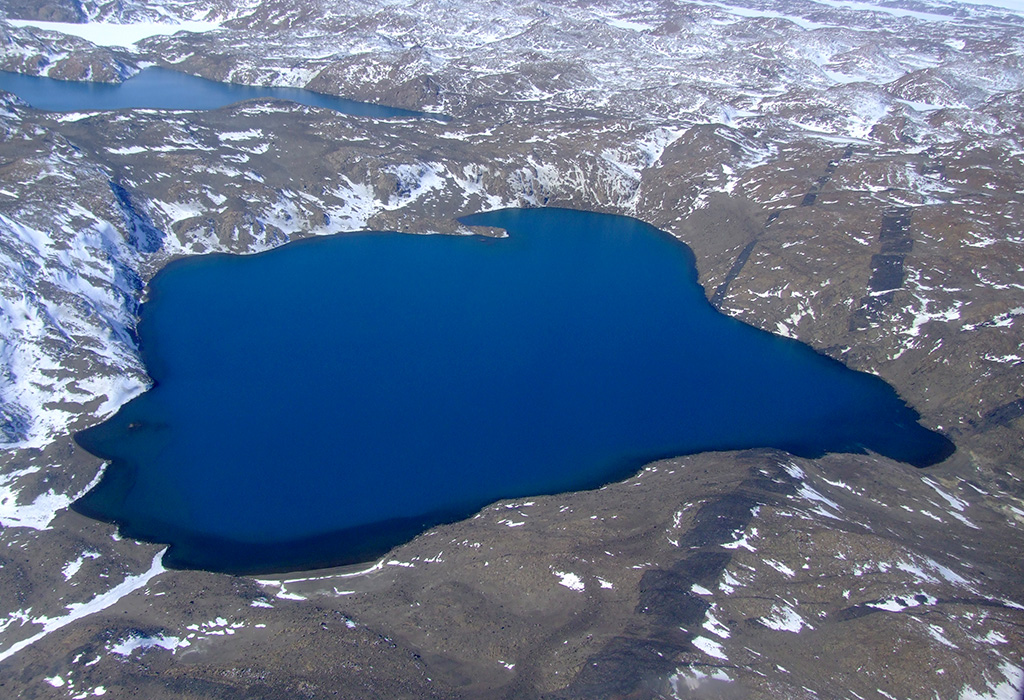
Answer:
xmin=74 ymin=208 xmax=954 ymax=574
xmin=0 ymin=66 xmax=427 ymax=118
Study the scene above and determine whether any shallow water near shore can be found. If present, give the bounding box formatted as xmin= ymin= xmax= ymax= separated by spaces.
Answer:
xmin=74 ymin=207 xmax=954 ymax=574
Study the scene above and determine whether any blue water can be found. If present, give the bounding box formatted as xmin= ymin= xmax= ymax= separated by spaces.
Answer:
xmin=74 ymin=208 xmax=954 ymax=574
xmin=0 ymin=66 xmax=428 ymax=118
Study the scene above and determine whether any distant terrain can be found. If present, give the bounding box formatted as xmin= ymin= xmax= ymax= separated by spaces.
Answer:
xmin=0 ymin=0 xmax=1022 ymax=698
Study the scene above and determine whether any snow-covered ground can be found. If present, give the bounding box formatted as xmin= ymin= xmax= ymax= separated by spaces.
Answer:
xmin=0 ymin=0 xmax=1021 ymax=697
xmin=6 ymin=19 xmax=221 ymax=48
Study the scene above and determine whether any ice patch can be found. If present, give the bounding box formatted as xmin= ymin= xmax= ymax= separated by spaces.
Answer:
xmin=811 ymin=0 xmax=960 ymax=23
xmin=687 ymin=0 xmax=836 ymax=29
xmin=950 ymin=0 xmax=1024 ymax=15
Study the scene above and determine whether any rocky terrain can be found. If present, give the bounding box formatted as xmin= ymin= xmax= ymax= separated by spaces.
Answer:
xmin=0 ymin=0 xmax=1022 ymax=697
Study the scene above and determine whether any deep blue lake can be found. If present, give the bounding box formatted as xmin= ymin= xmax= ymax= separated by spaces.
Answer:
xmin=0 ymin=66 xmax=427 ymax=118
xmin=74 ymin=208 xmax=954 ymax=574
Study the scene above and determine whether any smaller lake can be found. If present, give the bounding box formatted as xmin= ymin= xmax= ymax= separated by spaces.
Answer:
xmin=0 ymin=66 xmax=428 ymax=118
xmin=74 ymin=208 xmax=955 ymax=574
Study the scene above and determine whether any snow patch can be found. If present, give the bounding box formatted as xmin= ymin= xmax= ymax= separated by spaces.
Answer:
xmin=553 ymin=570 xmax=585 ymax=592
xmin=110 ymin=633 xmax=185 ymax=656
xmin=764 ymin=559 xmax=796 ymax=577
xmin=867 ymin=592 xmax=937 ymax=612
xmin=62 ymin=550 xmax=101 ymax=580
xmin=758 ymin=604 xmax=812 ymax=632
xmin=959 ymin=661 xmax=1024 ymax=700
xmin=702 ymin=607 xmax=731 ymax=639
xmin=0 ymin=463 xmax=105 ymax=531
xmin=671 ymin=666 xmax=733 ymax=693
xmin=692 ymin=635 xmax=728 ymax=660
xmin=0 ymin=551 xmax=166 ymax=663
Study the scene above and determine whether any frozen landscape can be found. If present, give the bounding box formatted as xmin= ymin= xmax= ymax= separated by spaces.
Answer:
xmin=0 ymin=0 xmax=1023 ymax=697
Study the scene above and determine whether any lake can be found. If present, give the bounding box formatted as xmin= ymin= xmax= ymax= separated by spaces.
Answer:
xmin=0 ymin=66 xmax=429 ymax=118
xmin=74 ymin=207 xmax=955 ymax=574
